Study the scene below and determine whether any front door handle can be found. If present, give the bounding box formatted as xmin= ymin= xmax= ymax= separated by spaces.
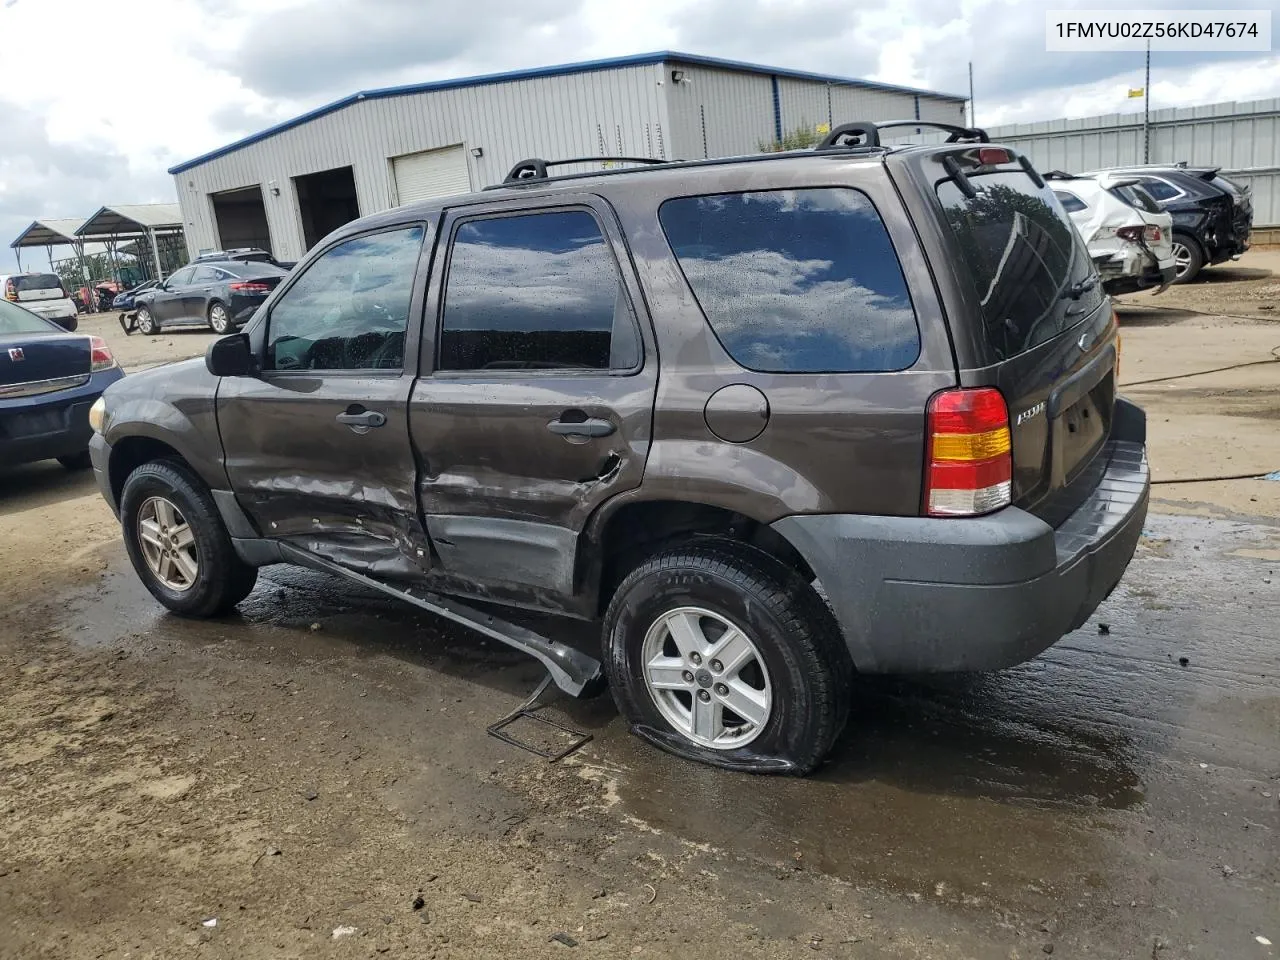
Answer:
xmin=547 ymin=414 xmax=615 ymax=438
xmin=336 ymin=407 xmax=387 ymax=433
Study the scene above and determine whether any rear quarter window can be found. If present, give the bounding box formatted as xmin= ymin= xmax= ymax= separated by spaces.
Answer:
xmin=658 ymin=188 xmax=920 ymax=373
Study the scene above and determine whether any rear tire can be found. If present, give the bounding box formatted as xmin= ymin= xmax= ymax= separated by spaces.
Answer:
xmin=603 ymin=539 xmax=851 ymax=775
xmin=207 ymin=301 xmax=232 ymax=335
xmin=57 ymin=450 xmax=92 ymax=470
xmin=136 ymin=305 xmax=159 ymax=336
xmin=119 ymin=460 xmax=258 ymax=617
xmin=1171 ymin=232 xmax=1205 ymax=284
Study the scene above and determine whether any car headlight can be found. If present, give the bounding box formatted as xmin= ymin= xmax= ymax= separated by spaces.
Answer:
xmin=88 ymin=396 xmax=107 ymax=434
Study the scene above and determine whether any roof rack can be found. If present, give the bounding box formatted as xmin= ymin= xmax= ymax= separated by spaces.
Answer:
xmin=500 ymin=156 xmax=667 ymax=184
xmin=818 ymin=119 xmax=990 ymax=149
xmin=1043 ymin=170 xmax=1080 ymax=181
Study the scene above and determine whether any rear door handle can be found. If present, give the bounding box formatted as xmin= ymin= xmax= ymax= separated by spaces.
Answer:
xmin=547 ymin=415 xmax=615 ymax=438
xmin=336 ymin=408 xmax=387 ymax=432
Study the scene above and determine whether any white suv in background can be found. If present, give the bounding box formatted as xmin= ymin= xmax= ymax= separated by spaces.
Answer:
xmin=1049 ymin=174 xmax=1176 ymax=295
xmin=0 ymin=272 xmax=79 ymax=330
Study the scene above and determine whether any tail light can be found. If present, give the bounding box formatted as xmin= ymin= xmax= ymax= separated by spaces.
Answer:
xmin=924 ymin=388 xmax=1012 ymax=517
xmin=4 ymin=279 xmax=16 ymax=301
xmin=89 ymin=336 xmax=117 ymax=372
xmin=228 ymin=281 xmax=272 ymax=293
xmin=1116 ymin=225 xmax=1162 ymax=243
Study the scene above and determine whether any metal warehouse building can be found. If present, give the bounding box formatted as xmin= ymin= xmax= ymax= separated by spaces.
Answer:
xmin=170 ymin=52 xmax=966 ymax=262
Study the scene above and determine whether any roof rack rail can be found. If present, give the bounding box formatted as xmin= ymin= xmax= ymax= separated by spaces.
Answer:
xmin=1043 ymin=170 xmax=1080 ymax=180
xmin=501 ymin=156 xmax=667 ymax=184
xmin=818 ymin=119 xmax=990 ymax=150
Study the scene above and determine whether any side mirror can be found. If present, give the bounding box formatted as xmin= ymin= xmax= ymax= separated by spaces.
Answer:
xmin=205 ymin=332 xmax=255 ymax=377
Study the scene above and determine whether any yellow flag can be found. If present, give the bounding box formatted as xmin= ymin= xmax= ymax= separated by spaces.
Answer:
xmin=1128 ymin=87 xmax=1145 ymax=98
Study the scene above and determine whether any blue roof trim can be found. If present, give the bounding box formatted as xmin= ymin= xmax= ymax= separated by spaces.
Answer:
xmin=168 ymin=51 xmax=966 ymax=175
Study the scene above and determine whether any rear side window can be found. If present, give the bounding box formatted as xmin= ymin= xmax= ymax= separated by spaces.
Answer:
xmin=1109 ymin=184 xmax=1161 ymax=213
xmin=1053 ymin=190 xmax=1088 ymax=213
xmin=937 ymin=170 xmax=1099 ymax=360
xmin=1137 ymin=177 xmax=1181 ymax=202
xmin=12 ymin=274 xmax=64 ymax=293
xmin=658 ymin=188 xmax=920 ymax=373
xmin=439 ymin=210 xmax=640 ymax=372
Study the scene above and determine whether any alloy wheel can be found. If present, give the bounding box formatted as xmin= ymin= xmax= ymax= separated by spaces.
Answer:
xmin=641 ymin=606 xmax=772 ymax=749
xmin=137 ymin=496 xmax=199 ymax=592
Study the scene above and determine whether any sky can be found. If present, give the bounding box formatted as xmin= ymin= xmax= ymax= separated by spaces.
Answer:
xmin=2 ymin=0 xmax=1277 ymax=273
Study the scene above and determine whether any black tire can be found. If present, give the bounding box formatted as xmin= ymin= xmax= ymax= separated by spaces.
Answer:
xmin=207 ymin=300 xmax=232 ymax=334
xmin=119 ymin=459 xmax=257 ymax=617
xmin=1171 ymin=232 xmax=1205 ymax=284
xmin=136 ymin=305 xmax=159 ymax=336
xmin=57 ymin=450 xmax=93 ymax=470
xmin=603 ymin=538 xmax=852 ymax=775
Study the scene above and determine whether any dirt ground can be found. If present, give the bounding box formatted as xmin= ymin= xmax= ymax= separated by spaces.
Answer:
xmin=1 ymin=257 xmax=1277 ymax=959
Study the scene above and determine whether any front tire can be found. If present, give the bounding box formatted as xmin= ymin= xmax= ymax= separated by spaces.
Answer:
xmin=1171 ymin=232 xmax=1205 ymax=284
xmin=603 ymin=539 xmax=851 ymax=775
xmin=136 ymin=305 xmax=159 ymax=336
xmin=207 ymin=301 xmax=232 ymax=334
xmin=119 ymin=460 xmax=258 ymax=617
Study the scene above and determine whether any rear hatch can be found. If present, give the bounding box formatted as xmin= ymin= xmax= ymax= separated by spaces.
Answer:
xmin=894 ymin=146 xmax=1118 ymax=526
xmin=1210 ymin=173 xmax=1253 ymax=242
xmin=6 ymin=273 xmax=69 ymax=307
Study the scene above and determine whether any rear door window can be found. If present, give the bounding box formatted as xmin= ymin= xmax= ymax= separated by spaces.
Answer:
xmin=937 ymin=169 xmax=1100 ymax=360
xmin=658 ymin=188 xmax=920 ymax=373
xmin=438 ymin=210 xmax=640 ymax=372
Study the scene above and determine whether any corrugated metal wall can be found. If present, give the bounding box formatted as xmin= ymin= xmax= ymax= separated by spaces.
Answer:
xmin=175 ymin=63 xmax=671 ymax=260
xmin=664 ymin=61 xmax=965 ymax=158
xmin=987 ymin=99 xmax=1280 ymax=225
xmin=175 ymin=59 xmax=967 ymax=258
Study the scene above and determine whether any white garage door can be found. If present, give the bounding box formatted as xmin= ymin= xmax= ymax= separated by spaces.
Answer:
xmin=392 ymin=145 xmax=472 ymax=205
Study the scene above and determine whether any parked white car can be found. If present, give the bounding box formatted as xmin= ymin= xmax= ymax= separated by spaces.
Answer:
xmin=0 ymin=272 xmax=79 ymax=330
xmin=1048 ymin=174 xmax=1176 ymax=295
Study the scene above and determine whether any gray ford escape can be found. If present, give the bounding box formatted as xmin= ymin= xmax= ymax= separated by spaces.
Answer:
xmin=89 ymin=121 xmax=1150 ymax=774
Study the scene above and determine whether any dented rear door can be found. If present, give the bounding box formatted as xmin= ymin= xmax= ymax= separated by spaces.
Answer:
xmin=408 ymin=194 xmax=657 ymax=601
xmin=217 ymin=221 xmax=436 ymax=580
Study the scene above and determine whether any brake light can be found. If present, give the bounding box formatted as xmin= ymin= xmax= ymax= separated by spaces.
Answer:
xmin=228 ymin=281 xmax=271 ymax=293
xmin=1144 ymin=225 xmax=1161 ymax=242
xmin=89 ymin=336 xmax=117 ymax=372
xmin=1115 ymin=225 xmax=1143 ymax=242
xmin=4 ymin=279 xmax=16 ymax=301
xmin=977 ymin=147 xmax=1011 ymax=165
xmin=924 ymin=388 xmax=1012 ymax=517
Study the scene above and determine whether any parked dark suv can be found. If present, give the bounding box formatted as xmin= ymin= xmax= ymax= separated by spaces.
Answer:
xmin=88 ymin=122 xmax=1150 ymax=774
xmin=1082 ymin=164 xmax=1252 ymax=283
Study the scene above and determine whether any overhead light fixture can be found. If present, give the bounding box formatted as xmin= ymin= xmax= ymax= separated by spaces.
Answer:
xmin=268 ymin=180 xmax=280 ymax=196
xmin=671 ymin=69 xmax=686 ymax=83
xmin=471 ymin=147 xmax=484 ymax=158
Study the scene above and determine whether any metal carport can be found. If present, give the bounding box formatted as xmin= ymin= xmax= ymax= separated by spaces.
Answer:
xmin=75 ymin=204 xmax=186 ymax=283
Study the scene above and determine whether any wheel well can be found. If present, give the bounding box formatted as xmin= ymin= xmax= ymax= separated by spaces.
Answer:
xmin=108 ymin=437 xmax=188 ymax=506
xmin=592 ymin=501 xmax=814 ymax=615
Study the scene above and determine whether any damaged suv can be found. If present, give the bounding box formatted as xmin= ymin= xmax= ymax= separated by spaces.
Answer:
xmin=90 ymin=121 xmax=1150 ymax=774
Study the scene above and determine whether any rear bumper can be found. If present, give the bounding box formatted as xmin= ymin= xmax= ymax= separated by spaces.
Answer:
xmin=772 ymin=400 xmax=1150 ymax=673
xmin=0 ymin=368 xmax=123 ymax=467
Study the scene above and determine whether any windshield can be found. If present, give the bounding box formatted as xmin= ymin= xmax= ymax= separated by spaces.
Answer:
xmin=0 ymin=299 xmax=58 ymax=334
xmin=937 ymin=170 xmax=1101 ymax=360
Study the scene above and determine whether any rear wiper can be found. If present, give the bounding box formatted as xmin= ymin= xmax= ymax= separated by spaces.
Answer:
xmin=1062 ymin=274 xmax=1099 ymax=300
